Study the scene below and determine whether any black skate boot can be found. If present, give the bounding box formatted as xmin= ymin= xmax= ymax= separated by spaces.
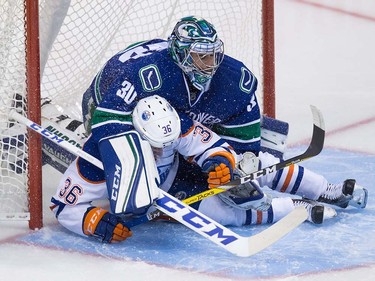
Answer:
xmin=292 ymin=199 xmax=337 ymax=224
xmin=318 ymin=179 xmax=368 ymax=209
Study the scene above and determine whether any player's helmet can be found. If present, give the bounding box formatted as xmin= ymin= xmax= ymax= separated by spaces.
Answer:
xmin=132 ymin=95 xmax=181 ymax=148
xmin=168 ymin=16 xmax=224 ymax=91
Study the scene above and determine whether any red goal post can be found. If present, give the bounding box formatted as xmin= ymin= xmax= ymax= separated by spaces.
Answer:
xmin=0 ymin=0 xmax=275 ymax=229
xmin=0 ymin=0 xmax=42 ymax=229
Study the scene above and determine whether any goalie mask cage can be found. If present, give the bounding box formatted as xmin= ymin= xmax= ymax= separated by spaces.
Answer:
xmin=0 ymin=0 xmax=275 ymax=229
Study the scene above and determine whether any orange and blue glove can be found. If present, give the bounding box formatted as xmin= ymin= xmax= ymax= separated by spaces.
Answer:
xmin=83 ymin=207 xmax=132 ymax=243
xmin=202 ymin=152 xmax=236 ymax=189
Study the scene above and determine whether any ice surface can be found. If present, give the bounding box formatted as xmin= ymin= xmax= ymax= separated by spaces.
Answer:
xmin=4 ymin=148 xmax=373 ymax=281
xmin=1 ymin=0 xmax=375 ymax=280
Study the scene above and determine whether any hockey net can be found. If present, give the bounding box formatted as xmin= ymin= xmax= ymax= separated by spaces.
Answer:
xmin=0 ymin=0 xmax=274 ymax=228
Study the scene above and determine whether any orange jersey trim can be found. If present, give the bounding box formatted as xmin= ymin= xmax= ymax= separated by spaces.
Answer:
xmin=181 ymin=124 xmax=195 ymax=138
xmin=280 ymin=164 xmax=295 ymax=193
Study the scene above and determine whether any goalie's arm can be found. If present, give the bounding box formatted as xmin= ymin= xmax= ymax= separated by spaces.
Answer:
xmin=211 ymin=89 xmax=261 ymax=155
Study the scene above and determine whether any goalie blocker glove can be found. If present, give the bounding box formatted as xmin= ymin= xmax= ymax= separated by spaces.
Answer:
xmin=83 ymin=207 xmax=132 ymax=243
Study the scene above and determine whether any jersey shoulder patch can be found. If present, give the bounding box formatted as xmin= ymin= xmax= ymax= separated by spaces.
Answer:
xmin=239 ymin=67 xmax=257 ymax=94
xmin=216 ymin=56 xmax=258 ymax=94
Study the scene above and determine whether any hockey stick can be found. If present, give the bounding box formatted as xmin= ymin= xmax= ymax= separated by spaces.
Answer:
xmin=184 ymin=104 xmax=325 ymax=205
xmin=9 ymin=109 xmax=310 ymax=257
xmin=132 ymin=104 xmax=325 ymax=224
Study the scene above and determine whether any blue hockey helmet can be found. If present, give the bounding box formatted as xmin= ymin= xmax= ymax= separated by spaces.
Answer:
xmin=168 ymin=16 xmax=224 ymax=91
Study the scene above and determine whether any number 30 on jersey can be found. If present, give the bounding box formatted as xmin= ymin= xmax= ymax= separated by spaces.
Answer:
xmin=116 ymin=80 xmax=137 ymax=104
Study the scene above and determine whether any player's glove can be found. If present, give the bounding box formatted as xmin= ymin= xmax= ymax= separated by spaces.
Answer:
xmin=218 ymin=152 xmax=272 ymax=211
xmin=202 ymin=152 xmax=236 ymax=189
xmin=218 ymin=179 xmax=272 ymax=211
xmin=83 ymin=207 xmax=132 ymax=243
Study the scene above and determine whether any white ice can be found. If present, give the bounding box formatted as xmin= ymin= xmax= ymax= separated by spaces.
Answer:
xmin=1 ymin=0 xmax=375 ymax=280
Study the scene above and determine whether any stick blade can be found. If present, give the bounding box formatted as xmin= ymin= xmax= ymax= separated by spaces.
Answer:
xmin=232 ymin=206 xmax=308 ymax=257
xmin=307 ymin=105 xmax=325 ymax=157
xmin=310 ymin=105 xmax=325 ymax=130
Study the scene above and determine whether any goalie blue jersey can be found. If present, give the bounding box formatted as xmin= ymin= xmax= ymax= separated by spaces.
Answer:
xmin=83 ymin=38 xmax=261 ymax=155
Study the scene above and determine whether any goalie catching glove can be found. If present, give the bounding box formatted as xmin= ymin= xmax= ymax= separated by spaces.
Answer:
xmin=83 ymin=207 xmax=132 ymax=243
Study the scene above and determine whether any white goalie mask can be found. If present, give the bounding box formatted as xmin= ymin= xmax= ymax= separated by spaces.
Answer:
xmin=132 ymin=95 xmax=181 ymax=148
xmin=168 ymin=16 xmax=224 ymax=92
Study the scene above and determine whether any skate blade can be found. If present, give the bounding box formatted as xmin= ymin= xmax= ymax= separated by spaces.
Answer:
xmin=349 ymin=188 xmax=368 ymax=209
xmin=323 ymin=206 xmax=337 ymax=221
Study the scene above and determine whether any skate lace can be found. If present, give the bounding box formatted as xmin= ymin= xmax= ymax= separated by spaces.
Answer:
xmin=322 ymin=183 xmax=343 ymax=200
xmin=293 ymin=200 xmax=313 ymax=221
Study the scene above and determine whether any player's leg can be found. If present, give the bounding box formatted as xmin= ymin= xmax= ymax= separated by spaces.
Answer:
xmin=259 ymin=115 xmax=368 ymax=209
xmin=317 ymin=179 xmax=368 ymax=209
xmin=41 ymin=98 xmax=87 ymax=172
xmin=198 ymin=196 xmax=336 ymax=226
xmin=258 ymin=152 xmax=368 ymax=209
xmin=2 ymin=96 xmax=85 ymax=174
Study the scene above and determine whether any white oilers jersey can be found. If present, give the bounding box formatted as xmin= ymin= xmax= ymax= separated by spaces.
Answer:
xmin=50 ymin=118 xmax=235 ymax=237
xmin=155 ymin=120 xmax=235 ymax=188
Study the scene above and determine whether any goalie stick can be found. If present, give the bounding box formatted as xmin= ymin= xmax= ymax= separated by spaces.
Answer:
xmin=9 ymin=108 xmax=324 ymax=257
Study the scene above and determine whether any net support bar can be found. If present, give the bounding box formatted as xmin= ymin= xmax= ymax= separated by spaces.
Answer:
xmin=262 ymin=0 xmax=275 ymax=118
xmin=25 ymin=0 xmax=43 ymax=229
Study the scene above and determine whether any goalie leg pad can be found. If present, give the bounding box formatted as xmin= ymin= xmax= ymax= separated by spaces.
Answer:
xmin=40 ymin=117 xmax=85 ymax=173
xmin=99 ymin=131 xmax=160 ymax=215
xmin=81 ymin=89 xmax=96 ymax=134
xmin=260 ymin=116 xmax=289 ymax=159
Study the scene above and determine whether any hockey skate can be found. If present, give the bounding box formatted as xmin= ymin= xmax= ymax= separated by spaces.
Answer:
xmin=292 ymin=199 xmax=337 ymax=224
xmin=317 ymin=179 xmax=368 ymax=209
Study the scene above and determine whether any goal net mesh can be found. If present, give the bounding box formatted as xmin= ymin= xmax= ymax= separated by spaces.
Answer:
xmin=0 ymin=0 xmax=266 ymax=222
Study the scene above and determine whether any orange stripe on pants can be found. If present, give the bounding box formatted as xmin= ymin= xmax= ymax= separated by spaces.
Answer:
xmin=280 ymin=164 xmax=295 ymax=193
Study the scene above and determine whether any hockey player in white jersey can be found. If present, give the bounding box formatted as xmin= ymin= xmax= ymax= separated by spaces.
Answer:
xmin=50 ymin=95 xmax=339 ymax=243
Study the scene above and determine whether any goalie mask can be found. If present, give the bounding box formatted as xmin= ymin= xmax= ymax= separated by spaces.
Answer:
xmin=132 ymin=95 xmax=181 ymax=148
xmin=168 ymin=16 xmax=224 ymax=92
